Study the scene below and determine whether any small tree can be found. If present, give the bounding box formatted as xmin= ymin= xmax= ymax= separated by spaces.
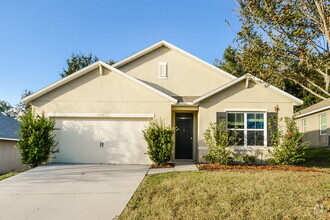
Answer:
xmin=203 ymin=121 xmax=239 ymax=165
xmin=17 ymin=109 xmax=58 ymax=167
xmin=268 ymin=107 xmax=308 ymax=165
xmin=142 ymin=120 xmax=176 ymax=165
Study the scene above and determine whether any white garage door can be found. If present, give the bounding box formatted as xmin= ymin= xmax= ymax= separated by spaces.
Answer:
xmin=52 ymin=118 xmax=151 ymax=164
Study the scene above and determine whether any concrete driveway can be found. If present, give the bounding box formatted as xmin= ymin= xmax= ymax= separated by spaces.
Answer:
xmin=0 ymin=164 xmax=150 ymax=220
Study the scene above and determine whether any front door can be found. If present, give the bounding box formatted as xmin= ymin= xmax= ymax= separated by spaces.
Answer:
xmin=175 ymin=113 xmax=193 ymax=159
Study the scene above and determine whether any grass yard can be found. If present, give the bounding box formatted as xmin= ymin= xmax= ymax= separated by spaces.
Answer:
xmin=119 ymin=171 xmax=330 ymax=220
xmin=299 ymin=147 xmax=330 ymax=171
xmin=0 ymin=169 xmax=28 ymax=181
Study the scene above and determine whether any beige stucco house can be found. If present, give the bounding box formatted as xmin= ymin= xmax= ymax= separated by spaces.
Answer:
xmin=295 ymin=99 xmax=330 ymax=147
xmin=23 ymin=41 xmax=303 ymax=164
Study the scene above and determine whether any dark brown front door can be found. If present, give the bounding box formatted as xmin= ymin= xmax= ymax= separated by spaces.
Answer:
xmin=175 ymin=113 xmax=193 ymax=159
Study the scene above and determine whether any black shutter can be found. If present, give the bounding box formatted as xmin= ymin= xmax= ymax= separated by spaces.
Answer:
xmin=216 ymin=112 xmax=227 ymax=124
xmin=267 ymin=112 xmax=278 ymax=146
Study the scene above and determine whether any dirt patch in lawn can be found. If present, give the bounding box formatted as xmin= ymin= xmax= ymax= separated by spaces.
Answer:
xmin=197 ymin=164 xmax=327 ymax=173
xmin=151 ymin=163 xmax=175 ymax=169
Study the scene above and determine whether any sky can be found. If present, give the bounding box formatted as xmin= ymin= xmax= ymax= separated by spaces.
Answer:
xmin=0 ymin=0 xmax=240 ymax=105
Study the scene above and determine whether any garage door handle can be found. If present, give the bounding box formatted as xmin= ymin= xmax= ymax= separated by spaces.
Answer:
xmin=100 ymin=142 xmax=104 ymax=148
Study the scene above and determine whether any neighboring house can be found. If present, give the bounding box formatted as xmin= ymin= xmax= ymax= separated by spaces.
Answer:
xmin=0 ymin=113 xmax=26 ymax=173
xmin=22 ymin=41 xmax=303 ymax=164
xmin=295 ymin=99 xmax=330 ymax=147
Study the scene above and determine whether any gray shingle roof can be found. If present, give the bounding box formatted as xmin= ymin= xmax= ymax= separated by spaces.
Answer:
xmin=295 ymin=99 xmax=330 ymax=117
xmin=0 ymin=113 xmax=21 ymax=140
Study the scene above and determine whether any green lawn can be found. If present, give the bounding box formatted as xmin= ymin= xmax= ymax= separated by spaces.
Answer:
xmin=299 ymin=147 xmax=330 ymax=171
xmin=120 ymin=148 xmax=330 ymax=220
xmin=0 ymin=169 xmax=28 ymax=181
xmin=119 ymin=171 xmax=330 ymax=220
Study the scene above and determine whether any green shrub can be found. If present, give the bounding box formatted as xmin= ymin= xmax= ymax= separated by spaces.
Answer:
xmin=16 ymin=109 xmax=58 ymax=168
xmin=142 ymin=119 xmax=176 ymax=165
xmin=243 ymin=155 xmax=256 ymax=164
xmin=268 ymin=108 xmax=308 ymax=165
xmin=203 ymin=121 xmax=239 ymax=165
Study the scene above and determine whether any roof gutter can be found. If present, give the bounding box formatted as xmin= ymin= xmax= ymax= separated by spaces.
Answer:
xmin=0 ymin=137 xmax=19 ymax=141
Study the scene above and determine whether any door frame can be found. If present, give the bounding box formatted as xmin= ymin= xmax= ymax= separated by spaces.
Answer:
xmin=172 ymin=111 xmax=197 ymax=161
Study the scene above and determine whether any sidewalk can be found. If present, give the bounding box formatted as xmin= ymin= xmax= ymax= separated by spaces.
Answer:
xmin=147 ymin=162 xmax=198 ymax=175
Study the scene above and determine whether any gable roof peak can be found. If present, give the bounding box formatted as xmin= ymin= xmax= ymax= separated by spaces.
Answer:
xmin=22 ymin=60 xmax=178 ymax=104
xmin=112 ymin=40 xmax=237 ymax=80
xmin=193 ymin=73 xmax=303 ymax=105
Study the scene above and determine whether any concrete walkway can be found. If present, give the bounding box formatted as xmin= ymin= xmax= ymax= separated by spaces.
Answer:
xmin=0 ymin=164 xmax=150 ymax=220
xmin=147 ymin=162 xmax=198 ymax=175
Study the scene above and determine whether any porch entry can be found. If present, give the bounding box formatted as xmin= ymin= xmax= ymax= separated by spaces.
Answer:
xmin=175 ymin=113 xmax=193 ymax=159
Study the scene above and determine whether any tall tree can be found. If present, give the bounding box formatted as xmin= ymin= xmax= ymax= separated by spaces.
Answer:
xmin=60 ymin=53 xmax=99 ymax=78
xmin=0 ymin=101 xmax=12 ymax=114
xmin=214 ymin=46 xmax=244 ymax=77
xmin=215 ymin=45 xmax=321 ymax=110
xmin=235 ymin=0 xmax=330 ymax=100
xmin=2 ymin=90 xmax=33 ymax=119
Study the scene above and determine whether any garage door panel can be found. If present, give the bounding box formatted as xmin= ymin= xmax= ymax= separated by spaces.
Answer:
xmin=52 ymin=118 xmax=151 ymax=164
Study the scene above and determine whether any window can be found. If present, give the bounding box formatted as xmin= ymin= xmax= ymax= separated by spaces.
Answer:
xmin=159 ymin=62 xmax=167 ymax=78
xmin=302 ymin=119 xmax=307 ymax=133
xmin=227 ymin=112 xmax=266 ymax=146
xmin=320 ymin=114 xmax=327 ymax=135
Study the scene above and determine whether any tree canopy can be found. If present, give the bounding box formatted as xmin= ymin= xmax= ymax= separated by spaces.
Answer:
xmin=60 ymin=53 xmax=99 ymax=78
xmin=234 ymin=0 xmax=329 ymax=100
xmin=60 ymin=53 xmax=116 ymax=78
xmin=0 ymin=90 xmax=33 ymax=119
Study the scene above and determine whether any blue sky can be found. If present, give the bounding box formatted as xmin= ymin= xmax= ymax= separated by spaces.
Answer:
xmin=0 ymin=0 xmax=240 ymax=105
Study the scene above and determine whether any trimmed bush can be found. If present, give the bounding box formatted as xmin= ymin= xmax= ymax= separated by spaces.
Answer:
xmin=16 ymin=109 xmax=58 ymax=168
xmin=142 ymin=120 xmax=176 ymax=165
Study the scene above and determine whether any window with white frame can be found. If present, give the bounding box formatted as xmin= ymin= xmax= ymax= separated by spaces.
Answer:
xmin=302 ymin=119 xmax=307 ymax=133
xmin=227 ymin=112 xmax=266 ymax=146
xmin=320 ymin=114 xmax=327 ymax=135
xmin=159 ymin=62 xmax=167 ymax=78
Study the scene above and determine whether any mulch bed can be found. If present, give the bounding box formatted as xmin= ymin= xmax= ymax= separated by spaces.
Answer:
xmin=151 ymin=163 xmax=175 ymax=169
xmin=197 ymin=164 xmax=327 ymax=173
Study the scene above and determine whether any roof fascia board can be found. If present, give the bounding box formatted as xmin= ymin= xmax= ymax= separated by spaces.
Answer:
xmin=0 ymin=137 xmax=19 ymax=141
xmin=112 ymin=41 xmax=164 ymax=68
xmin=22 ymin=62 xmax=101 ymax=103
xmin=193 ymin=76 xmax=245 ymax=104
xmin=113 ymin=40 xmax=237 ymax=80
xmin=23 ymin=61 xmax=178 ymax=104
xmin=100 ymin=61 xmax=178 ymax=103
xmin=295 ymin=106 xmax=330 ymax=119
xmin=193 ymin=74 xmax=303 ymax=105
xmin=161 ymin=41 xmax=236 ymax=80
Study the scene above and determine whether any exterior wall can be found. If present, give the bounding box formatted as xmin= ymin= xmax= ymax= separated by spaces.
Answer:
xmin=0 ymin=140 xmax=26 ymax=174
xmin=118 ymin=46 xmax=233 ymax=96
xmin=197 ymin=80 xmax=294 ymax=163
xmin=31 ymin=68 xmax=172 ymax=124
xmin=296 ymin=110 xmax=330 ymax=147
